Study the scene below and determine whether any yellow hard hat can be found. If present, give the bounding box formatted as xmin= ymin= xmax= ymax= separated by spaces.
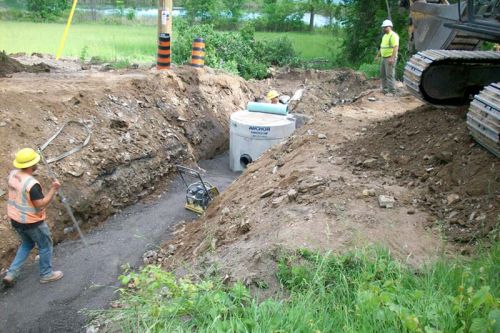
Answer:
xmin=267 ymin=90 xmax=280 ymax=100
xmin=13 ymin=148 xmax=41 ymax=169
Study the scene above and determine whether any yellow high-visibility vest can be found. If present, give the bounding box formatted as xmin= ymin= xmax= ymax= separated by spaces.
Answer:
xmin=380 ymin=31 xmax=399 ymax=58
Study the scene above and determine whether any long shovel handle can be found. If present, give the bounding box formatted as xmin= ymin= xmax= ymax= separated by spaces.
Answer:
xmin=38 ymin=149 xmax=88 ymax=247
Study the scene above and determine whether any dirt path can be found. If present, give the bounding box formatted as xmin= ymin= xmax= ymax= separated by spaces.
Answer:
xmin=0 ymin=154 xmax=237 ymax=333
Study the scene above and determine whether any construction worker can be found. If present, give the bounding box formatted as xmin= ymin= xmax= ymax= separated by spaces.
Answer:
xmin=3 ymin=148 xmax=63 ymax=286
xmin=377 ymin=19 xmax=399 ymax=95
xmin=266 ymin=90 xmax=280 ymax=104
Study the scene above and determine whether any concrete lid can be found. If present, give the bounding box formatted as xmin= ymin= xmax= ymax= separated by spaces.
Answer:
xmin=231 ymin=111 xmax=295 ymax=127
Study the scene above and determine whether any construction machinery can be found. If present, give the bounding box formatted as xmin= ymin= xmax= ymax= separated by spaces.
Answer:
xmin=403 ymin=0 xmax=500 ymax=156
xmin=176 ymin=165 xmax=219 ymax=214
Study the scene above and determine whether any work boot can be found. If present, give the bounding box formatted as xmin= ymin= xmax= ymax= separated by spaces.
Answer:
xmin=40 ymin=271 xmax=64 ymax=284
xmin=2 ymin=274 xmax=15 ymax=287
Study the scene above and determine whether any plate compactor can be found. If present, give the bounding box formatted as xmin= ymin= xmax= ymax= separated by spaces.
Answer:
xmin=176 ymin=165 xmax=220 ymax=215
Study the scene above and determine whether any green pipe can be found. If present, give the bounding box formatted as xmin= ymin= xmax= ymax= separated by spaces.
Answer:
xmin=247 ymin=102 xmax=288 ymax=115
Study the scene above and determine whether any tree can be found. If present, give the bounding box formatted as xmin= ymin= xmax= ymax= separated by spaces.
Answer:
xmin=338 ymin=0 xmax=408 ymax=65
xmin=301 ymin=0 xmax=322 ymax=31
xmin=262 ymin=0 xmax=304 ymax=31
xmin=336 ymin=0 xmax=409 ymax=78
xmin=183 ymin=0 xmax=220 ymax=23
xmin=221 ymin=0 xmax=246 ymax=22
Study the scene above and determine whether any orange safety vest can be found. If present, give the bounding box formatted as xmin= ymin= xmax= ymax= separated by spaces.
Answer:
xmin=7 ymin=170 xmax=46 ymax=224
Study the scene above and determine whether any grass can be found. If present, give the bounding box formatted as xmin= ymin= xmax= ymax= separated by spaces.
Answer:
xmin=0 ymin=21 xmax=337 ymax=64
xmin=91 ymin=243 xmax=500 ymax=333
xmin=254 ymin=31 xmax=341 ymax=61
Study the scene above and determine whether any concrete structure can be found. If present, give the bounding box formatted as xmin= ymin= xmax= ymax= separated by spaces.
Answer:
xmin=229 ymin=110 xmax=296 ymax=172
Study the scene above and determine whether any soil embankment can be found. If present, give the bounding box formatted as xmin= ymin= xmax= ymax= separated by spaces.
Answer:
xmin=0 ymin=57 xmax=252 ymax=270
xmin=159 ymin=74 xmax=497 ymax=295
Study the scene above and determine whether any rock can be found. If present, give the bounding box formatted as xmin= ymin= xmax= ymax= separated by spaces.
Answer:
xmin=437 ymin=151 xmax=453 ymax=164
xmin=469 ymin=211 xmax=477 ymax=221
xmin=177 ymin=116 xmax=187 ymax=122
xmin=407 ymin=209 xmax=416 ymax=215
xmin=260 ymin=189 xmax=275 ymax=198
xmin=0 ymin=122 xmax=7 ymax=127
xmin=99 ymin=63 xmax=113 ymax=72
xmin=318 ymin=133 xmax=327 ymax=140
xmin=167 ymin=244 xmax=176 ymax=255
xmin=378 ymin=195 xmax=395 ymax=208
xmin=86 ymin=326 xmax=98 ymax=333
xmin=292 ymin=113 xmax=312 ymax=128
xmin=332 ymin=157 xmax=344 ymax=165
xmin=362 ymin=189 xmax=376 ymax=197
xmin=0 ymin=189 xmax=5 ymax=198
xmin=276 ymin=159 xmax=286 ymax=167
xmin=81 ymin=64 xmax=91 ymax=70
xmin=448 ymin=211 xmax=459 ymax=220
xmin=238 ymin=220 xmax=251 ymax=234
xmin=362 ymin=158 xmax=377 ymax=168
xmin=447 ymin=193 xmax=460 ymax=205
xmin=271 ymin=195 xmax=286 ymax=208
xmin=298 ymin=180 xmax=326 ymax=193
xmin=221 ymin=207 xmax=230 ymax=216
xmin=287 ymin=189 xmax=298 ymax=202
xmin=368 ymin=97 xmax=377 ymax=102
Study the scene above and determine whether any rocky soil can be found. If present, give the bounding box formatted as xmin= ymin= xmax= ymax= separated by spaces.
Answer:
xmin=157 ymin=79 xmax=498 ymax=295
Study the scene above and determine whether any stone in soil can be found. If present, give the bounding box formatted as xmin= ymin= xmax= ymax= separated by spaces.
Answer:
xmin=378 ymin=195 xmax=395 ymax=208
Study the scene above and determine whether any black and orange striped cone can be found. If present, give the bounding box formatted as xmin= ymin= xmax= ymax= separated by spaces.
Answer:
xmin=191 ymin=37 xmax=205 ymax=68
xmin=157 ymin=33 xmax=171 ymax=70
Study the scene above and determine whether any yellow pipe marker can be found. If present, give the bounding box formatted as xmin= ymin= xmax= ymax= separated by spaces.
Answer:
xmin=56 ymin=0 xmax=79 ymax=60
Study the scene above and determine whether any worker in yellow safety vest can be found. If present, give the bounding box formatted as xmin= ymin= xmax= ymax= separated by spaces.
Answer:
xmin=266 ymin=90 xmax=280 ymax=104
xmin=376 ymin=19 xmax=399 ymax=95
xmin=3 ymin=148 xmax=64 ymax=287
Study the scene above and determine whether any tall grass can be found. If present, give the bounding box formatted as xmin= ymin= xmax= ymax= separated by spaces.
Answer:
xmin=92 ymin=244 xmax=500 ymax=332
xmin=0 ymin=21 xmax=336 ymax=64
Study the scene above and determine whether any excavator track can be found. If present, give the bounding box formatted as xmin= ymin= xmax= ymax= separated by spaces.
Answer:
xmin=404 ymin=50 xmax=500 ymax=105
xmin=467 ymin=83 xmax=500 ymax=157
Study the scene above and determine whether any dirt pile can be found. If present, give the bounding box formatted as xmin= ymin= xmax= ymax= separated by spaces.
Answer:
xmin=0 ymin=62 xmax=252 ymax=270
xmin=159 ymin=83 xmax=458 ymax=295
xmin=341 ymin=105 xmax=498 ymax=242
xmin=0 ymin=51 xmax=50 ymax=77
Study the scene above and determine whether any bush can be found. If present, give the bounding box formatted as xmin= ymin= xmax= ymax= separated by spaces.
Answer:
xmin=358 ymin=62 xmax=380 ymax=79
xmin=26 ymin=0 xmax=67 ymax=21
xmin=172 ymin=20 xmax=300 ymax=80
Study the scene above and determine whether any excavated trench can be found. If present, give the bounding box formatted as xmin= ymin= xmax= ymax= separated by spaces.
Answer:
xmin=0 ymin=59 xmax=375 ymax=332
xmin=0 ymin=66 xmax=254 ymax=332
xmin=0 ymin=153 xmax=238 ymax=333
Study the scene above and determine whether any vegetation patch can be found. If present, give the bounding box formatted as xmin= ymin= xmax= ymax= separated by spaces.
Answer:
xmin=91 ymin=244 xmax=500 ymax=332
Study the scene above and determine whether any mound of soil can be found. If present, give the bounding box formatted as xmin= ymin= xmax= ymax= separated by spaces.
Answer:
xmin=341 ymin=105 xmax=499 ymax=242
xmin=0 ymin=51 xmax=25 ymax=77
xmin=158 ymin=85 xmax=451 ymax=296
xmin=0 ymin=51 xmax=51 ymax=77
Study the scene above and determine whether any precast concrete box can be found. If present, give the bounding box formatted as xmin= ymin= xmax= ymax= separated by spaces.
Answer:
xmin=229 ymin=110 xmax=296 ymax=172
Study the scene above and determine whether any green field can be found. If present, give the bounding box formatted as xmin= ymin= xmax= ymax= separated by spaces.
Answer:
xmin=0 ymin=21 xmax=336 ymax=63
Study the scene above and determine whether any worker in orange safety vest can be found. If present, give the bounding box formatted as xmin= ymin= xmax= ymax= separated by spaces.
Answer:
xmin=3 ymin=148 xmax=64 ymax=286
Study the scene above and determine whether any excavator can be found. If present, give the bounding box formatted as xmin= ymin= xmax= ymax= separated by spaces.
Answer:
xmin=402 ymin=0 xmax=500 ymax=156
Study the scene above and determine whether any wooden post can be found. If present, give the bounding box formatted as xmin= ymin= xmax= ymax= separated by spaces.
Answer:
xmin=157 ymin=0 xmax=173 ymax=70
xmin=158 ymin=0 xmax=173 ymax=36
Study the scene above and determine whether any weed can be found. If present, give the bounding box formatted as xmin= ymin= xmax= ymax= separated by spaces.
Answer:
xmin=92 ymin=243 xmax=500 ymax=332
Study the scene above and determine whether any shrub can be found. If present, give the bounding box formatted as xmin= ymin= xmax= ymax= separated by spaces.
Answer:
xmin=172 ymin=20 xmax=300 ymax=79
xmin=358 ymin=62 xmax=379 ymax=79
xmin=26 ymin=0 xmax=67 ymax=21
